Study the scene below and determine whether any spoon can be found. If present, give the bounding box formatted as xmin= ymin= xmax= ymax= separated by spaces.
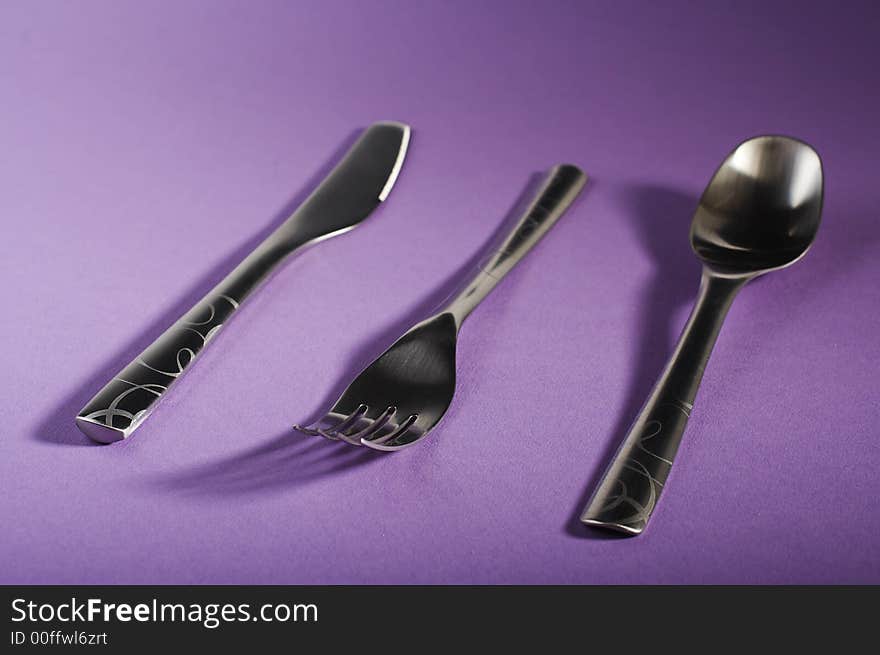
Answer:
xmin=581 ymin=135 xmax=824 ymax=535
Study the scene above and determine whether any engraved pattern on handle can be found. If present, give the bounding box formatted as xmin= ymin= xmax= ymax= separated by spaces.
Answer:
xmin=77 ymin=293 xmax=239 ymax=440
xmin=584 ymin=399 xmax=692 ymax=533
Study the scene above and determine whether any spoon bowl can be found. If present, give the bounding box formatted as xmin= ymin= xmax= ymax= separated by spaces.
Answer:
xmin=691 ymin=135 xmax=823 ymax=274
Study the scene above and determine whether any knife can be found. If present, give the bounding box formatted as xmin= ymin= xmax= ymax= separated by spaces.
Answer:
xmin=76 ymin=121 xmax=411 ymax=443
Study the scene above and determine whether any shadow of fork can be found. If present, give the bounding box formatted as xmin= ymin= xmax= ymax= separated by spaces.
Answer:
xmin=31 ymin=129 xmax=363 ymax=447
xmin=150 ymin=429 xmax=383 ymax=496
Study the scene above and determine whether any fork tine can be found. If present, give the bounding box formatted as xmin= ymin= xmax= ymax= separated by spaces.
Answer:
xmin=317 ymin=405 xmax=368 ymax=440
xmin=337 ymin=406 xmax=396 ymax=444
xmin=363 ymin=414 xmax=418 ymax=446
xmin=360 ymin=428 xmax=425 ymax=452
xmin=292 ymin=423 xmax=321 ymax=437
xmin=292 ymin=404 xmax=367 ymax=440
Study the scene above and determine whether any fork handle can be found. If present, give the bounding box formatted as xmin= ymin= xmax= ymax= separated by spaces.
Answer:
xmin=443 ymin=164 xmax=586 ymax=325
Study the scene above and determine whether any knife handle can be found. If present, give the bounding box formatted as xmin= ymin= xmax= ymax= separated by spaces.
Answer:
xmin=76 ymin=122 xmax=410 ymax=443
xmin=75 ymin=254 xmax=272 ymax=444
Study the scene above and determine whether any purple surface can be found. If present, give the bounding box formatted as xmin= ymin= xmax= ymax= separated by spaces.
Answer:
xmin=1 ymin=0 xmax=878 ymax=584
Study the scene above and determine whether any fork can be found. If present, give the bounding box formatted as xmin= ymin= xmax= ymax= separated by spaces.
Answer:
xmin=294 ymin=164 xmax=586 ymax=451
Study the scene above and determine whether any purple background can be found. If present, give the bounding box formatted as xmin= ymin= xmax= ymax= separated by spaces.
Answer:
xmin=2 ymin=1 xmax=878 ymax=584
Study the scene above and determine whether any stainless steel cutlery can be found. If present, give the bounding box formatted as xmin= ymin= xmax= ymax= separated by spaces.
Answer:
xmin=76 ymin=122 xmax=411 ymax=443
xmin=294 ymin=164 xmax=587 ymax=450
xmin=75 ymin=119 xmax=825 ymax=539
xmin=581 ymin=135 xmax=823 ymax=535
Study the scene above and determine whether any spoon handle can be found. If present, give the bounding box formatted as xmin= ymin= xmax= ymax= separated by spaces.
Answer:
xmin=581 ymin=271 xmax=745 ymax=535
